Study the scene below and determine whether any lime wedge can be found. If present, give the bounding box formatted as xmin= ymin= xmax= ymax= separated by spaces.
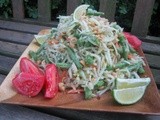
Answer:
xmin=73 ymin=4 xmax=89 ymax=21
xmin=34 ymin=34 xmax=49 ymax=45
xmin=116 ymin=77 xmax=151 ymax=89
xmin=113 ymin=86 xmax=146 ymax=105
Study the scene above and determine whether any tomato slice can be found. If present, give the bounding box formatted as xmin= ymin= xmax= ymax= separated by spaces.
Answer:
xmin=123 ymin=32 xmax=142 ymax=50
xmin=44 ymin=64 xmax=59 ymax=98
xmin=20 ymin=57 xmax=43 ymax=75
xmin=12 ymin=72 xmax=45 ymax=97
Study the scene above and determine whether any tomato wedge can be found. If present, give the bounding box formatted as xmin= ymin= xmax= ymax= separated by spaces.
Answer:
xmin=12 ymin=72 xmax=45 ymax=97
xmin=20 ymin=57 xmax=43 ymax=75
xmin=123 ymin=32 xmax=142 ymax=50
xmin=44 ymin=64 xmax=59 ymax=98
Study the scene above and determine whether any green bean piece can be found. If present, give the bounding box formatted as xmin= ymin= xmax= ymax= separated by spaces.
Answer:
xmin=106 ymin=65 xmax=113 ymax=71
xmin=118 ymin=35 xmax=126 ymax=45
xmin=66 ymin=47 xmax=82 ymax=69
xmin=138 ymin=65 xmax=145 ymax=74
xmin=56 ymin=63 xmax=71 ymax=69
xmin=94 ymin=80 xmax=105 ymax=90
xmin=117 ymin=47 xmax=123 ymax=54
xmin=84 ymin=41 xmax=92 ymax=47
xmin=122 ymin=46 xmax=128 ymax=60
xmin=118 ymin=35 xmax=129 ymax=60
xmin=74 ymin=30 xmax=80 ymax=39
xmin=69 ymin=23 xmax=80 ymax=35
xmin=77 ymin=37 xmax=85 ymax=47
xmin=85 ymin=55 xmax=94 ymax=65
xmin=36 ymin=43 xmax=46 ymax=55
xmin=128 ymin=44 xmax=136 ymax=53
xmin=86 ymin=8 xmax=104 ymax=16
xmin=29 ymin=50 xmax=37 ymax=61
xmin=44 ymin=55 xmax=50 ymax=64
xmin=128 ymin=63 xmax=141 ymax=72
xmin=84 ymin=87 xmax=93 ymax=99
xmin=114 ymin=61 xmax=129 ymax=69
xmin=106 ymin=61 xmax=130 ymax=71
xmin=88 ymin=36 xmax=99 ymax=46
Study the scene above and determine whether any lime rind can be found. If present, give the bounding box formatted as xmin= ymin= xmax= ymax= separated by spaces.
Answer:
xmin=113 ymin=77 xmax=151 ymax=105
xmin=113 ymin=86 xmax=146 ymax=105
xmin=115 ymin=77 xmax=151 ymax=89
xmin=73 ymin=4 xmax=90 ymax=21
xmin=34 ymin=34 xmax=50 ymax=45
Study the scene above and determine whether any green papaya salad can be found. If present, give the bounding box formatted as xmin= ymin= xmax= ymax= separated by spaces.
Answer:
xmin=29 ymin=5 xmax=150 ymax=101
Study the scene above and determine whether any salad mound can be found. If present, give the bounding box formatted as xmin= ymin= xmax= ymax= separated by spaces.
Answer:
xmin=28 ymin=5 xmax=148 ymax=99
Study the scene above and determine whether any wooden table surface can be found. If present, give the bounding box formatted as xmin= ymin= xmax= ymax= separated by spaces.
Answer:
xmin=0 ymin=20 xmax=160 ymax=120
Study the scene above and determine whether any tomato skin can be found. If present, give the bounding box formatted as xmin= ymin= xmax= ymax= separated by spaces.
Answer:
xmin=12 ymin=72 xmax=45 ymax=97
xmin=20 ymin=57 xmax=43 ymax=75
xmin=44 ymin=64 xmax=59 ymax=98
xmin=123 ymin=32 xmax=142 ymax=50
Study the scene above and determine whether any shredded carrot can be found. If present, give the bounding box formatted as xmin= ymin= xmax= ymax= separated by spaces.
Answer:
xmin=128 ymin=54 xmax=133 ymax=59
xmin=67 ymin=89 xmax=84 ymax=94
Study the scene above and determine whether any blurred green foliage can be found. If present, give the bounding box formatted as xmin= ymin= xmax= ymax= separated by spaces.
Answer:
xmin=0 ymin=0 xmax=159 ymax=36
xmin=0 ymin=0 xmax=12 ymax=18
xmin=24 ymin=0 xmax=38 ymax=19
xmin=115 ymin=0 xmax=137 ymax=31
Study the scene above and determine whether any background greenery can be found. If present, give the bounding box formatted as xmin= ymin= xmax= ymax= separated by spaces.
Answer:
xmin=0 ymin=0 xmax=159 ymax=36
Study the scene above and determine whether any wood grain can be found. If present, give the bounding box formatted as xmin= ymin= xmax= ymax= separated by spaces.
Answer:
xmin=145 ymin=54 xmax=160 ymax=69
xmin=0 ymin=30 xmax=160 ymax=115
xmin=67 ymin=0 xmax=81 ymax=15
xmin=33 ymin=107 xmax=160 ymax=120
xmin=0 ymin=29 xmax=33 ymax=45
xmin=0 ymin=41 xmax=27 ymax=57
xmin=140 ymin=36 xmax=160 ymax=44
xmin=0 ymin=55 xmax=17 ymax=72
xmin=11 ymin=0 xmax=24 ymax=20
xmin=0 ymin=74 xmax=6 ymax=84
xmin=151 ymin=69 xmax=160 ymax=85
xmin=0 ymin=104 xmax=64 ymax=120
xmin=142 ymin=42 xmax=160 ymax=56
xmin=99 ymin=0 xmax=116 ymax=22
xmin=131 ymin=0 xmax=155 ymax=37
xmin=38 ymin=0 xmax=51 ymax=22
xmin=0 ymin=20 xmax=51 ymax=34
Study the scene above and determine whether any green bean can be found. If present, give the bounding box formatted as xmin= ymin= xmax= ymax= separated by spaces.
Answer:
xmin=106 ymin=65 xmax=113 ymax=71
xmin=66 ymin=47 xmax=82 ymax=69
xmin=117 ymin=47 xmax=123 ymax=54
xmin=84 ymin=87 xmax=92 ymax=99
xmin=84 ymin=41 xmax=92 ymax=47
xmin=106 ymin=61 xmax=129 ymax=71
xmin=36 ymin=43 xmax=46 ymax=55
xmin=118 ymin=35 xmax=126 ymax=45
xmin=127 ymin=62 xmax=141 ymax=72
xmin=118 ymin=35 xmax=129 ymax=60
xmin=88 ymin=36 xmax=99 ymax=46
xmin=128 ymin=44 xmax=136 ymax=53
xmin=29 ymin=50 xmax=37 ymax=61
xmin=74 ymin=30 xmax=80 ymax=39
xmin=85 ymin=55 xmax=94 ymax=65
xmin=114 ymin=61 xmax=129 ymax=69
xmin=122 ymin=46 xmax=129 ymax=60
xmin=56 ymin=63 xmax=71 ymax=69
xmin=86 ymin=8 xmax=104 ymax=16
xmin=138 ymin=65 xmax=145 ymax=74
xmin=77 ymin=37 xmax=85 ymax=47
xmin=94 ymin=80 xmax=105 ymax=90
